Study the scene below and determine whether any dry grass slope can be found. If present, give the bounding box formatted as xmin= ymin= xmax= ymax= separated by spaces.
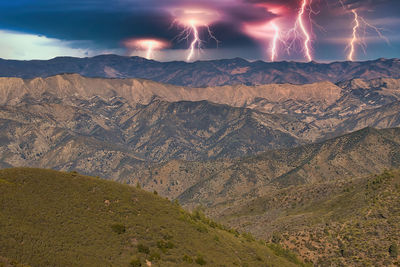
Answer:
xmin=0 ymin=168 xmax=304 ymax=267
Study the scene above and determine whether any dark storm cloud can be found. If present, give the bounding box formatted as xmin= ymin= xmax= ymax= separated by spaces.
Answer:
xmin=0 ymin=3 xmax=171 ymax=49
xmin=0 ymin=0 xmax=399 ymax=60
xmin=0 ymin=0 xmax=266 ymax=50
xmin=224 ymin=4 xmax=276 ymax=23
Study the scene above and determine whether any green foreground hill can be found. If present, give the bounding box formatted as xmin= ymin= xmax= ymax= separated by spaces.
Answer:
xmin=0 ymin=168 xmax=302 ymax=267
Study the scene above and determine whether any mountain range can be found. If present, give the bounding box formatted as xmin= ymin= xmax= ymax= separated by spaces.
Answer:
xmin=126 ymin=128 xmax=400 ymax=266
xmin=1 ymin=57 xmax=400 ymax=266
xmin=0 ymin=56 xmax=400 ymax=87
xmin=0 ymin=74 xmax=399 ymax=180
xmin=129 ymin=127 xmax=400 ymax=209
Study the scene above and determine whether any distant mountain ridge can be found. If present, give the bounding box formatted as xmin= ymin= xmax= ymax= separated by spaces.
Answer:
xmin=0 ymin=74 xmax=400 ymax=181
xmin=0 ymin=55 xmax=399 ymax=87
xmin=128 ymin=127 xmax=400 ymax=208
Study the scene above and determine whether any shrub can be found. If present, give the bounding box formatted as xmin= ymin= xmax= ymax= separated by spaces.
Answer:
xmin=130 ymin=257 xmax=142 ymax=267
xmin=149 ymin=251 xmax=161 ymax=261
xmin=267 ymin=243 xmax=304 ymax=265
xmin=195 ymin=255 xmax=206 ymax=265
xmin=389 ymin=243 xmax=398 ymax=258
xmin=196 ymin=224 xmax=208 ymax=233
xmin=157 ymin=240 xmax=174 ymax=253
xmin=110 ymin=224 xmax=126 ymax=234
xmin=137 ymin=243 xmax=150 ymax=254
xmin=271 ymin=232 xmax=282 ymax=244
xmin=182 ymin=254 xmax=193 ymax=263
xmin=163 ymin=234 xmax=173 ymax=240
xmin=242 ymin=232 xmax=255 ymax=242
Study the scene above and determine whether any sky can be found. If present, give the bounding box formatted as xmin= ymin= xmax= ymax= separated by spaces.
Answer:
xmin=0 ymin=0 xmax=399 ymax=62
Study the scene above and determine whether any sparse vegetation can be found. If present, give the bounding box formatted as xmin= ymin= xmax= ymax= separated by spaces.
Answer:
xmin=182 ymin=254 xmax=193 ymax=263
xmin=111 ymin=223 xmax=126 ymax=234
xmin=0 ymin=168 xmax=300 ymax=266
xmin=195 ymin=255 xmax=206 ymax=265
xmin=137 ymin=244 xmax=150 ymax=254
xmin=129 ymin=257 xmax=142 ymax=267
xmin=389 ymin=243 xmax=398 ymax=258
xmin=156 ymin=240 xmax=174 ymax=253
xmin=226 ymin=170 xmax=400 ymax=266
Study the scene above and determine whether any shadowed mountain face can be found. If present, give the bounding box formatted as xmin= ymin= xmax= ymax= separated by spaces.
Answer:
xmin=0 ymin=74 xmax=400 ymax=181
xmin=128 ymin=127 xmax=400 ymax=207
xmin=0 ymin=55 xmax=400 ymax=87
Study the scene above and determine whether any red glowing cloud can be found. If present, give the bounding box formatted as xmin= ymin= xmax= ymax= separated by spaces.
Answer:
xmin=241 ymin=3 xmax=289 ymax=62
xmin=171 ymin=8 xmax=220 ymax=27
xmin=124 ymin=38 xmax=170 ymax=59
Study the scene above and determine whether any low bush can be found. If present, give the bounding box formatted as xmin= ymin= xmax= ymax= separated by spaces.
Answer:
xmin=110 ymin=223 xmax=126 ymax=234
xmin=157 ymin=240 xmax=174 ymax=253
xmin=149 ymin=252 xmax=161 ymax=261
xmin=130 ymin=257 xmax=142 ymax=267
xmin=182 ymin=254 xmax=193 ymax=263
xmin=389 ymin=244 xmax=398 ymax=258
xmin=137 ymin=243 xmax=150 ymax=254
xmin=195 ymin=255 xmax=206 ymax=265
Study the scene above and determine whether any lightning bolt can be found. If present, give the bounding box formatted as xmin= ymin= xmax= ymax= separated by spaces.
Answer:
xmin=297 ymin=0 xmax=312 ymax=61
xmin=345 ymin=8 xmax=390 ymax=61
xmin=348 ymin=10 xmax=359 ymax=61
xmin=187 ymin=22 xmax=200 ymax=61
xmin=338 ymin=0 xmax=346 ymax=9
xmin=145 ymin=42 xmax=154 ymax=59
xmin=285 ymin=0 xmax=314 ymax=61
xmin=359 ymin=17 xmax=390 ymax=45
xmin=172 ymin=8 xmax=220 ymax=62
xmin=271 ymin=22 xmax=280 ymax=62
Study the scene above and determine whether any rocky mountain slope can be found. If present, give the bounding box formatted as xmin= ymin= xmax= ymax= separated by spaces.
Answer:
xmin=0 ymin=168 xmax=302 ymax=267
xmin=0 ymin=55 xmax=399 ymax=87
xmin=0 ymin=74 xmax=400 ymax=181
xmin=127 ymin=127 xmax=400 ymax=209
xmin=125 ymin=129 xmax=400 ymax=266
xmin=224 ymin=170 xmax=400 ymax=266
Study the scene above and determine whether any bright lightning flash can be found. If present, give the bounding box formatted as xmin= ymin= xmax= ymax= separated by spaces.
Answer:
xmin=285 ymin=0 xmax=315 ymax=62
xmin=345 ymin=8 xmax=390 ymax=61
xmin=172 ymin=8 xmax=219 ymax=61
xmin=124 ymin=39 xmax=170 ymax=60
xmin=242 ymin=4 xmax=286 ymax=62
xmin=348 ymin=10 xmax=359 ymax=61
xmin=187 ymin=21 xmax=200 ymax=61
xmin=243 ymin=21 xmax=283 ymax=62
xmin=271 ymin=22 xmax=280 ymax=62
xmin=296 ymin=0 xmax=313 ymax=61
